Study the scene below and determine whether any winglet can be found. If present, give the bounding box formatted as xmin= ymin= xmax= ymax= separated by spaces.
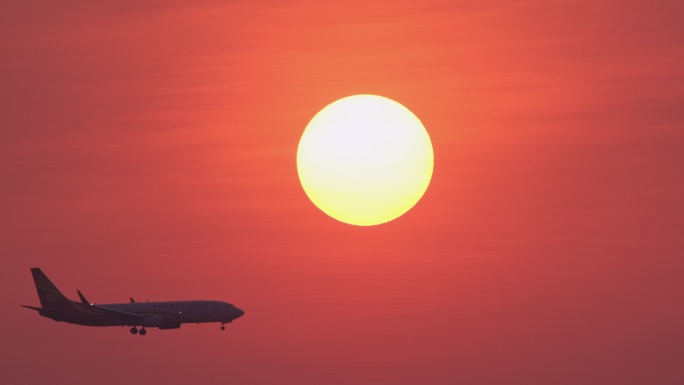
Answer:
xmin=130 ymin=297 xmax=136 ymax=303
xmin=77 ymin=290 xmax=90 ymax=305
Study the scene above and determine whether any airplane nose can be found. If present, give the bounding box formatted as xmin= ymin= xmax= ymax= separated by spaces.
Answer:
xmin=234 ymin=308 xmax=245 ymax=319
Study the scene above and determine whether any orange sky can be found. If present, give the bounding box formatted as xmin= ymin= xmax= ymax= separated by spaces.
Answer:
xmin=1 ymin=1 xmax=683 ymax=384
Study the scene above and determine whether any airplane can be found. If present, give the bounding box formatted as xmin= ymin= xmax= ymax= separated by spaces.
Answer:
xmin=22 ymin=267 xmax=244 ymax=335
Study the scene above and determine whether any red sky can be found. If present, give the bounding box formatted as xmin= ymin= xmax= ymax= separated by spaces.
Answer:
xmin=1 ymin=1 xmax=683 ymax=384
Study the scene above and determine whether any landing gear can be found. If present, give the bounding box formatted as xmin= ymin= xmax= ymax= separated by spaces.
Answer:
xmin=139 ymin=327 xmax=147 ymax=336
xmin=221 ymin=324 xmax=226 ymax=331
xmin=130 ymin=326 xmax=138 ymax=335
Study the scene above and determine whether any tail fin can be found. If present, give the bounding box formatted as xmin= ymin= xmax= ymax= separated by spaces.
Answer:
xmin=30 ymin=268 xmax=71 ymax=308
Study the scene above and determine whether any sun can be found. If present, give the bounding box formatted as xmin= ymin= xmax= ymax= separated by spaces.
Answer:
xmin=297 ymin=94 xmax=434 ymax=226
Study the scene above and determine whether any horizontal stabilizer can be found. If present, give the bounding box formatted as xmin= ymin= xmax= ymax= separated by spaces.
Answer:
xmin=21 ymin=305 xmax=42 ymax=311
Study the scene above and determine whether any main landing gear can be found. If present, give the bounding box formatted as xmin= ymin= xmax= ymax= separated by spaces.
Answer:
xmin=130 ymin=326 xmax=147 ymax=336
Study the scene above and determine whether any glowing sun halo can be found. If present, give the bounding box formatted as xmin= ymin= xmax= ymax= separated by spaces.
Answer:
xmin=297 ymin=94 xmax=434 ymax=226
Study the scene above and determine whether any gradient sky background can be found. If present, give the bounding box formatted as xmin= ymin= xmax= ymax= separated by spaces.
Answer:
xmin=2 ymin=1 xmax=683 ymax=384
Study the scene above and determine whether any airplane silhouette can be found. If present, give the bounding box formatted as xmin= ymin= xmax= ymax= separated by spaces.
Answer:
xmin=22 ymin=268 xmax=244 ymax=335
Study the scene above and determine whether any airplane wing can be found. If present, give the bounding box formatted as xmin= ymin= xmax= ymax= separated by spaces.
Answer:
xmin=92 ymin=305 xmax=145 ymax=324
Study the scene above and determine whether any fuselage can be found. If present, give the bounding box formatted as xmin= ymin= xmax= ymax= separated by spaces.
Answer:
xmin=102 ymin=300 xmax=241 ymax=325
xmin=39 ymin=299 xmax=244 ymax=327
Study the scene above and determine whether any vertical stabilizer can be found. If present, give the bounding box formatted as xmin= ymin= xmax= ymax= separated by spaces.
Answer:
xmin=30 ymin=268 xmax=71 ymax=308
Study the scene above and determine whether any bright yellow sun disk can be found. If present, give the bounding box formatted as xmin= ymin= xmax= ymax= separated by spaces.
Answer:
xmin=297 ymin=94 xmax=434 ymax=226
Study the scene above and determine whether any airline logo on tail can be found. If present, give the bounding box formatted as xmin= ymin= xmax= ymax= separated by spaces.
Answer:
xmin=31 ymin=268 xmax=70 ymax=308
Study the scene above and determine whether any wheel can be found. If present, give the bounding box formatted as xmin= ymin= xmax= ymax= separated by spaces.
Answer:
xmin=139 ymin=328 xmax=147 ymax=336
xmin=130 ymin=327 xmax=138 ymax=335
xmin=221 ymin=325 xmax=226 ymax=331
